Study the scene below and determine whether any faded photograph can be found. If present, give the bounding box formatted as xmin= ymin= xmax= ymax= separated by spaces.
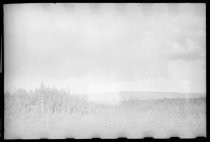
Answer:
xmin=4 ymin=3 xmax=206 ymax=139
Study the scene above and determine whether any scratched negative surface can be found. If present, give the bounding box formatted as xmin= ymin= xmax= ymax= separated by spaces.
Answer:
xmin=4 ymin=3 xmax=206 ymax=139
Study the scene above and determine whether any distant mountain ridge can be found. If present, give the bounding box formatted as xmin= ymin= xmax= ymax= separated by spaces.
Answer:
xmin=74 ymin=91 xmax=205 ymax=101
xmin=119 ymin=91 xmax=205 ymax=100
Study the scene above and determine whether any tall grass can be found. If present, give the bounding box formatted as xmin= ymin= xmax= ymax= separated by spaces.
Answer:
xmin=5 ymin=84 xmax=92 ymax=119
xmin=4 ymin=84 xmax=206 ymax=138
xmin=5 ymin=83 xmax=206 ymax=120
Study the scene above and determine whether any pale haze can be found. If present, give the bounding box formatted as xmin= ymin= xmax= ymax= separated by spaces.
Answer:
xmin=4 ymin=3 xmax=206 ymax=98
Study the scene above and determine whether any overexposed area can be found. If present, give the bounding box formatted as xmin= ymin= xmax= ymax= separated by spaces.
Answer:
xmin=4 ymin=3 xmax=206 ymax=139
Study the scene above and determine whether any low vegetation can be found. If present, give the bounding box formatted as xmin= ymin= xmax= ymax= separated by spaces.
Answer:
xmin=5 ymin=84 xmax=206 ymax=138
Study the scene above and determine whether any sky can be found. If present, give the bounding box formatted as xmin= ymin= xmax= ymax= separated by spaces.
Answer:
xmin=4 ymin=3 xmax=206 ymax=97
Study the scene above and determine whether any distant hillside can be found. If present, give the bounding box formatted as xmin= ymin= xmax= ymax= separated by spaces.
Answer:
xmin=119 ymin=91 xmax=205 ymax=101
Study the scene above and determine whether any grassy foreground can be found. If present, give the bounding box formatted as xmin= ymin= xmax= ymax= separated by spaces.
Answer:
xmin=4 ymin=85 xmax=206 ymax=139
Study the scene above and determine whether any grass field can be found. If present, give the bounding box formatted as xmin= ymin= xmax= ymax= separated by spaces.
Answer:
xmin=4 ymin=86 xmax=206 ymax=139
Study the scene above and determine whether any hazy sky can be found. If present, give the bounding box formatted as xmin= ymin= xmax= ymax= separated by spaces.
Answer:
xmin=4 ymin=3 xmax=206 ymax=95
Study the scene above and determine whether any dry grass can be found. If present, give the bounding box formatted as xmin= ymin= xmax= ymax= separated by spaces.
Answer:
xmin=4 ymin=85 xmax=206 ymax=139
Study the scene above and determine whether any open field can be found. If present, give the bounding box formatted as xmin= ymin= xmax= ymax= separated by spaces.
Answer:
xmin=4 ymin=87 xmax=206 ymax=139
